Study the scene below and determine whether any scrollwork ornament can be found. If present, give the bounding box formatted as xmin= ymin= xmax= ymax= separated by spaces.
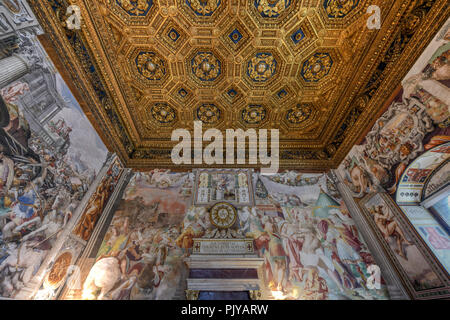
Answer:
xmin=116 ymin=0 xmax=153 ymax=16
xmin=151 ymin=103 xmax=176 ymax=124
xmin=191 ymin=52 xmax=221 ymax=82
xmin=324 ymin=0 xmax=359 ymax=18
xmin=135 ymin=52 xmax=166 ymax=81
xmin=186 ymin=0 xmax=221 ymax=16
xmin=364 ymin=98 xmax=434 ymax=169
xmin=301 ymin=53 xmax=333 ymax=82
xmin=196 ymin=104 xmax=220 ymax=124
xmin=286 ymin=104 xmax=313 ymax=124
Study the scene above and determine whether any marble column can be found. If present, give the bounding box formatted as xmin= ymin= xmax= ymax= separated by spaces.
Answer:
xmin=0 ymin=54 xmax=29 ymax=89
xmin=0 ymin=31 xmax=43 ymax=89
xmin=329 ymin=170 xmax=410 ymax=300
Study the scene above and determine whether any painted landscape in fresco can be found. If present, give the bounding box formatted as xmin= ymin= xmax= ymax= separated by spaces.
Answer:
xmin=0 ymin=74 xmax=108 ymax=298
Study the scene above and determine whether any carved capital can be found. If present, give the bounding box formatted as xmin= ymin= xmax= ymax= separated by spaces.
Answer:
xmin=15 ymin=31 xmax=44 ymax=71
xmin=15 ymin=50 xmax=42 ymax=71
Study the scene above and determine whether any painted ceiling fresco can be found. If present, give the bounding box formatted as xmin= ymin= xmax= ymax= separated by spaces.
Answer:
xmin=28 ymin=0 xmax=449 ymax=170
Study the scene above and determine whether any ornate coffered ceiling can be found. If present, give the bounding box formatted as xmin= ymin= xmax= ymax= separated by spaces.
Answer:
xmin=29 ymin=0 xmax=449 ymax=170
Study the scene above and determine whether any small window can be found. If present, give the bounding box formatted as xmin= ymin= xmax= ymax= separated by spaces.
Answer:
xmin=427 ymin=194 xmax=450 ymax=235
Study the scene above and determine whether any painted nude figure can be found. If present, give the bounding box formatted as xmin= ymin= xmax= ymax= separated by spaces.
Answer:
xmin=370 ymin=205 xmax=412 ymax=259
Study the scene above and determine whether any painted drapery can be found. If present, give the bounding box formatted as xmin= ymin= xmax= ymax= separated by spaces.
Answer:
xmin=248 ymin=173 xmax=388 ymax=300
xmin=337 ymin=22 xmax=449 ymax=198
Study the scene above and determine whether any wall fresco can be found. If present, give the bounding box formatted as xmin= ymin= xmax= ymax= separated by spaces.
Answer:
xmin=73 ymin=158 xmax=122 ymax=241
xmin=80 ymin=170 xmax=389 ymax=300
xmin=360 ymin=193 xmax=443 ymax=291
xmin=337 ymin=21 xmax=449 ymax=198
xmin=81 ymin=170 xmax=193 ymax=300
xmin=0 ymin=74 xmax=109 ymax=298
xmin=336 ymin=19 xmax=450 ymax=299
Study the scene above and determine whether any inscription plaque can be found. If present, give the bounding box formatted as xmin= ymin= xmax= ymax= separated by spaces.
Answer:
xmin=193 ymin=239 xmax=255 ymax=255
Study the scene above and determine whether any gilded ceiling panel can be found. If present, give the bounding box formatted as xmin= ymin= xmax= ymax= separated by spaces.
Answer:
xmin=28 ymin=0 xmax=450 ymax=170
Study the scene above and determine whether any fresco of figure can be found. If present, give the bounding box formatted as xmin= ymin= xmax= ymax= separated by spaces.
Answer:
xmin=369 ymin=205 xmax=412 ymax=259
xmin=176 ymin=206 xmax=208 ymax=256
xmin=80 ymin=172 xmax=190 ymax=300
xmin=77 ymin=170 xmax=389 ymax=301
xmin=0 ymin=151 xmax=14 ymax=192
xmin=338 ymin=22 xmax=450 ymax=200
xmin=0 ymin=75 xmax=108 ymax=298
xmin=2 ymin=166 xmax=46 ymax=240
xmin=73 ymin=178 xmax=110 ymax=241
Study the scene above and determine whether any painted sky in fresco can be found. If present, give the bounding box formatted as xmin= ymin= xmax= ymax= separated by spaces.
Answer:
xmin=55 ymin=74 xmax=108 ymax=173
